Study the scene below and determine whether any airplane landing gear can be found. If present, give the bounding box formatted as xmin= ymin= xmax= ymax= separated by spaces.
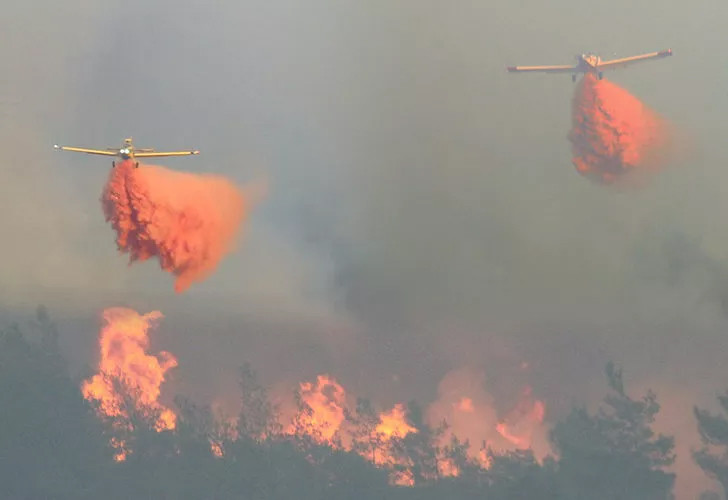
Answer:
xmin=598 ymin=71 xmax=603 ymax=80
xmin=112 ymin=161 xmax=115 ymax=168
xmin=572 ymin=74 xmax=577 ymax=83
xmin=135 ymin=162 xmax=139 ymax=168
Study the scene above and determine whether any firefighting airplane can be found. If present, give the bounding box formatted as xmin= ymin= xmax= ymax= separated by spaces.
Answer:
xmin=507 ymin=49 xmax=672 ymax=82
xmin=53 ymin=137 xmax=199 ymax=167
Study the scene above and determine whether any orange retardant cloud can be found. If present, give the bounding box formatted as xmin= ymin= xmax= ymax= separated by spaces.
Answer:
xmin=569 ymin=74 xmax=672 ymax=186
xmin=101 ymin=160 xmax=252 ymax=292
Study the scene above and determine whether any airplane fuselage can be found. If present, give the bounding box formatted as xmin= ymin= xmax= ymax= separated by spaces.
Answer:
xmin=118 ymin=138 xmax=134 ymax=159
xmin=108 ymin=139 xmax=138 ymax=166
xmin=575 ymin=54 xmax=601 ymax=73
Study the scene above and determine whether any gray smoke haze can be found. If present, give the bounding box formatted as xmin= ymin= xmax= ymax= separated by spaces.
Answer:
xmin=3 ymin=0 xmax=728 ymax=496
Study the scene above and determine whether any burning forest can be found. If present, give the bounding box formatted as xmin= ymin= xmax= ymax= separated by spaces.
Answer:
xmin=4 ymin=1 xmax=721 ymax=496
xmin=6 ymin=310 xmax=716 ymax=499
xmin=79 ymin=307 xmax=549 ymax=484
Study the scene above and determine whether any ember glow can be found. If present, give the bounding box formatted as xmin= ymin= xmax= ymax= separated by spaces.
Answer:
xmin=569 ymin=74 xmax=671 ymax=186
xmin=100 ymin=160 xmax=252 ymax=292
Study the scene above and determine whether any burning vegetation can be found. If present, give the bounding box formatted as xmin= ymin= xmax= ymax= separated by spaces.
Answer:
xmin=81 ymin=308 xmax=178 ymax=460
xmin=80 ymin=308 xmax=548 ymax=484
xmin=2 ymin=308 xmax=711 ymax=498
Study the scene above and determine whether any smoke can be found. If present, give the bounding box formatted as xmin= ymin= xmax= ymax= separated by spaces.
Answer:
xmin=569 ymin=73 xmax=673 ymax=187
xmin=101 ymin=161 xmax=259 ymax=293
xmin=5 ymin=1 xmax=728 ymax=496
xmin=426 ymin=367 xmax=550 ymax=462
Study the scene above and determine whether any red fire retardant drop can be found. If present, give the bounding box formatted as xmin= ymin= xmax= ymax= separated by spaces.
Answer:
xmin=569 ymin=74 xmax=671 ymax=186
xmin=101 ymin=160 xmax=248 ymax=292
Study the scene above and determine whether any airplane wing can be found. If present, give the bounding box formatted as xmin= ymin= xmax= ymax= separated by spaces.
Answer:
xmin=507 ymin=64 xmax=577 ymax=74
xmin=133 ymin=150 xmax=200 ymax=158
xmin=597 ymin=49 xmax=672 ymax=70
xmin=54 ymin=145 xmax=118 ymax=156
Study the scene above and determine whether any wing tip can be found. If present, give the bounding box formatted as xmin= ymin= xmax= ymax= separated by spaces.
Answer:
xmin=506 ymin=66 xmax=517 ymax=72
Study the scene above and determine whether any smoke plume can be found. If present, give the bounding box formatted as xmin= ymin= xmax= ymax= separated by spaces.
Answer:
xmin=569 ymin=74 xmax=672 ymax=186
xmin=426 ymin=367 xmax=550 ymax=463
xmin=101 ymin=160 xmax=253 ymax=292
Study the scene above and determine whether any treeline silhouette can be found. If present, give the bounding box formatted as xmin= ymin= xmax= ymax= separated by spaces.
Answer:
xmin=2 ymin=307 xmax=728 ymax=499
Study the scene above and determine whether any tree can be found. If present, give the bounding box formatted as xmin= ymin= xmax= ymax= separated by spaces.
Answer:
xmin=346 ymin=397 xmax=385 ymax=463
xmin=237 ymin=362 xmax=281 ymax=442
xmin=694 ymin=391 xmax=728 ymax=498
xmin=484 ymin=450 xmax=559 ymax=500
xmin=391 ymin=401 xmax=445 ymax=485
xmin=0 ymin=319 xmax=113 ymax=499
xmin=551 ymin=362 xmax=675 ymax=499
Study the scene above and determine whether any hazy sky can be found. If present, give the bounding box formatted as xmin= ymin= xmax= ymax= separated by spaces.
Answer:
xmin=2 ymin=0 xmax=728 ymax=496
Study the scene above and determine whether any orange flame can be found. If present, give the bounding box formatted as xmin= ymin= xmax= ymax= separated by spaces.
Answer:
xmin=281 ymin=370 xmax=551 ymax=484
xmin=284 ymin=374 xmax=419 ymax=484
xmin=569 ymin=73 xmax=671 ymax=186
xmin=101 ymin=160 xmax=257 ymax=292
xmin=375 ymin=403 xmax=416 ymax=442
xmin=291 ymin=374 xmax=347 ymax=443
xmin=109 ymin=437 xmax=128 ymax=462
xmin=84 ymin=351 xmax=555 ymax=479
xmin=374 ymin=403 xmax=418 ymax=485
xmin=210 ymin=441 xmax=224 ymax=458
xmin=81 ymin=307 xmax=178 ymax=456
xmin=439 ymin=458 xmax=460 ymax=478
